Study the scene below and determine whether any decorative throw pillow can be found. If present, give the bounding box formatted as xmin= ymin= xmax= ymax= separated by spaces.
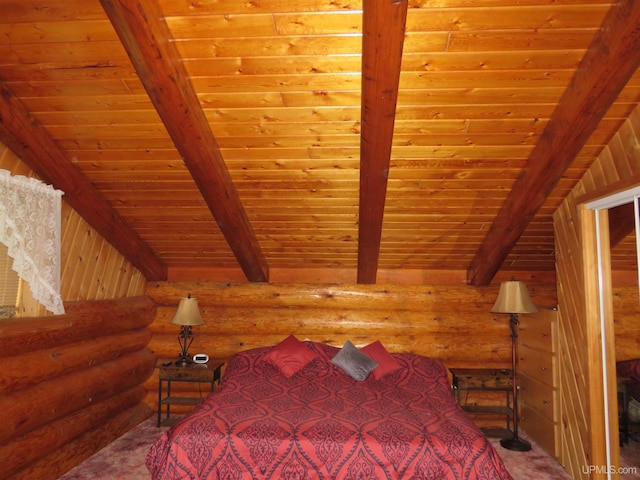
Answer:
xmin=361 ymin=340 xmax=402 ymax=380
xmin=264 ymin=335 xmax=320 ymax=377
xmin=331 ymin=340 xmax=378 ymax=381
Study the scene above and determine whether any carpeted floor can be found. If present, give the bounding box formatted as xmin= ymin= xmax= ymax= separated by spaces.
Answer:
xmin=620 ymin=422 xmax=640 ymax=480
xmin=58 ymin=417 xmax=588 ymax=480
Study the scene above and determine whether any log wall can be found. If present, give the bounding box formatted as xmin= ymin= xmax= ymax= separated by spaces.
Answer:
xmin=0 ymin=296 xmax=157 ymax=480
xmin=143 ymin=281 xmax=558 ymax=425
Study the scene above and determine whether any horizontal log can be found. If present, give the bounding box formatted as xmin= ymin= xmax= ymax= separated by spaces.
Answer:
xmin=0 ymin=296 xmax=156 ymax=358
xmin=0 ymin=328 xmax=151 ymax=395
xmin=147 ymin=281 xmax=530 ymax=309
xmin=154 ymin=303 xmax=513 ymax=324
xmin=0 ymin=386 xmax=146 ymax=479
xmin=11 ymin=403 xmax=152 ymax=480
xmin=0 ymin=349 xmax=155 ymax=443
xmin=151 ymin=305 xmax=510 ymax=336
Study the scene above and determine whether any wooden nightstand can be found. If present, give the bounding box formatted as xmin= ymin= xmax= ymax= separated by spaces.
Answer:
xmin=450 ymin=368 xmax=514 ymax=435
xmin=157 ymin=360 xmax=224 ymax=427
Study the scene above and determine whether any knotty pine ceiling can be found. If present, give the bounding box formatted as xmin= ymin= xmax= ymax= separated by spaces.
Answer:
xmin=0 ymin=0 xmax=639 ymax=285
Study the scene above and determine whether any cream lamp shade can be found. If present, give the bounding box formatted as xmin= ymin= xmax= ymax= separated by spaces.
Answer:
xmin=170 ymin=296 xmax=204 ymax=326
xmin=491 ymin=280 xmax=538 ymax=314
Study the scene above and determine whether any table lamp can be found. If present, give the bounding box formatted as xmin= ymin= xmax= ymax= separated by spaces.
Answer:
xmin=170 ymin=294 xmax=204 ymax=366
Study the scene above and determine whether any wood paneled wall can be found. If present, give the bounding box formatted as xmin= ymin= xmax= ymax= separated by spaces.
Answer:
xmin=0 ymin=142 xmax=147 ymax=316
xmin=520 ymin=307 xmax=559 ymax=458
xmin=554 ymin=105 xmax=640 ymax=479
xmin=0 ymin=297 xmax=156 ymax=480
xmin=555 ymin=185 xmax=607 ymax=479
xmin=143 ymin=281 xmax=557 ymax=417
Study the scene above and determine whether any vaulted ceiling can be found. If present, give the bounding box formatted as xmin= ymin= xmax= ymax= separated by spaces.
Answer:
xmin=0 ymin=0 xmax=639 ymax=285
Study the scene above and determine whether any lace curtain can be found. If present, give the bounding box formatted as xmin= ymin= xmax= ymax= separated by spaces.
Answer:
xmin=0 ymin=170 xmax=65 ymax=315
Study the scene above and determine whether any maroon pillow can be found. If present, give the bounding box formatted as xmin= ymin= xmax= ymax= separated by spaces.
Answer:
xmin=361 ymin=340 xmax=402 ymax=379
xmin=264 ymin=335 xmax=319 ymax=377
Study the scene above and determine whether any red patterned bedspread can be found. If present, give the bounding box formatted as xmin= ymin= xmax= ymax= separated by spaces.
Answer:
xmin=617 ymin=358 xmax=640 ymax=402
xmin=146 ymin=342 xmax=513 ymax=479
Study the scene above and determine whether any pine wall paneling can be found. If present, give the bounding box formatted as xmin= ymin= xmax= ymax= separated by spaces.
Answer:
xmin=553 ymin=105 xmax=640 ymax=479
xmin=0 ymin=143 xmax=148 ymax=315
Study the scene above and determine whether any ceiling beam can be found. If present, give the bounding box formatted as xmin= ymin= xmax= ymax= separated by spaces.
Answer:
xmin=0 ymin=83 xmax=167 ymax=281
xmin=99 ymin=0 xmax=269 ymax=282
xmin=467 ymin=0 xmax=640 ymax=286
xmin=357 ymin=0 xmax=408 ymax=284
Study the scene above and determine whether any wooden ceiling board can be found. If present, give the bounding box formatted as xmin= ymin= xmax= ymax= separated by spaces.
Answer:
xmin=0 ymin=0 xmax=638 ymax=285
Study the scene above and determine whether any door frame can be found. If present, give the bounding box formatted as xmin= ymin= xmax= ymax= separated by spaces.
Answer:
xmin=583 ymin=184 xmax=640 ymax=479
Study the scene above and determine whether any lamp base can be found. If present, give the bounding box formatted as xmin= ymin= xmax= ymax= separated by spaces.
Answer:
xmin=500 ymin=434 xmax=532 ymax=452
xmin=175 ymin=355 xmax=193 ymax=367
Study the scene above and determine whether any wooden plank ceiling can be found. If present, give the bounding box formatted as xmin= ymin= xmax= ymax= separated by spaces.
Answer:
xmin=0 ymin=0 xmax=639 ymax=285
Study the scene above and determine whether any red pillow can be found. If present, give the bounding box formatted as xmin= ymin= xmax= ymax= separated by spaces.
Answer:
xmin=264 ymin=335 xmax=319 ymax=377
xmin=361 ymin=340 xmax=402 ymax=379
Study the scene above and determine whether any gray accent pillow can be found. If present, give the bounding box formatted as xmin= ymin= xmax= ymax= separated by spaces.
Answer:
xmin=331 ymin=340 xmax=378 ymax=381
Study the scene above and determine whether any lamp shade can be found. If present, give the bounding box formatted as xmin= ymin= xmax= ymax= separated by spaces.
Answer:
xmin=170 ymin=296 xmax=204 ymax=326
xmin=491 ymin=280 xmax=538 ymax=314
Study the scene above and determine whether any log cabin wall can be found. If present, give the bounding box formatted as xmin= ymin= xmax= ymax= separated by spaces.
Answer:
xmin=0 ymin=144 xmax=153 ymax=479
xmin=554 ymin=105 xmax=640 ymax=479
xmin=144 ymin=281 xmax=558 ymax=428
xmin=0 ymin=297 xmax=156 ymax=480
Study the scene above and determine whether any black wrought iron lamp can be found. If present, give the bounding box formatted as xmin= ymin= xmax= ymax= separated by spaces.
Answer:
xmin=491 ymin=279 xmax=537 ymax=451
xmin=170 ymin=294 xmax=204 ymax=366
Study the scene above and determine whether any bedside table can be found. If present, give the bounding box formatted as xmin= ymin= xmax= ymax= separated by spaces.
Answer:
xmin=450 ymin=368 xmax=514 ymax=434
xmin=157 ymin=360 xmax=224 ymax=427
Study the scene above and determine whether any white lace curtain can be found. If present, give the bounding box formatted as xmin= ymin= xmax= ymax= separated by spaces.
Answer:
xmin=0 ymin=170 xmax=65 ymax=315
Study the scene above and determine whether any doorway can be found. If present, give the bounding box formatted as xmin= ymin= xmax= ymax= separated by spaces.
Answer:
xmin=585 ymin=186 xmax=640 ymax=479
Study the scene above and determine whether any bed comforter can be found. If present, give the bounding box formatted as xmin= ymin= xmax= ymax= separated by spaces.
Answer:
xmin=146 ymin=341 xmax=513 ymax=479
xmin=617 ymin=358 xmax=640 ymax=402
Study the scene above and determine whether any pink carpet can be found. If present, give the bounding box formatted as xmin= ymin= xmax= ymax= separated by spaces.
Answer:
xmin=58 ymin=417 xmax=591 ymax=480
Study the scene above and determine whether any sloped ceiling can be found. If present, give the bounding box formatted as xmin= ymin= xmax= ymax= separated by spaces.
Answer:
xmin=0 ymin=0 xmax=639 ymax=285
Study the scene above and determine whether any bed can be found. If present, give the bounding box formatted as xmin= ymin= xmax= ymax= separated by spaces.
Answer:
xmin=146 ymin=337 xmax=513 ymax=479
xmin=617 ymin=358 xmax=640 ymax=402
